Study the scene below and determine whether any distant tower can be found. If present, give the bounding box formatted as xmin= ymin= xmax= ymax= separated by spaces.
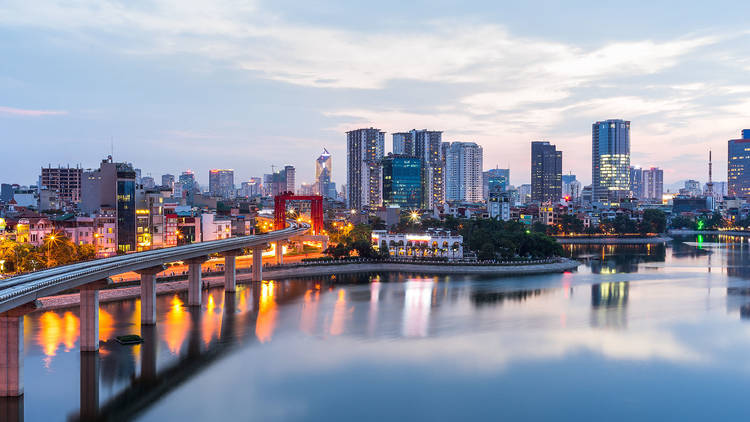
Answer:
xmin=707 ymin=150 xmax=714 ymax=196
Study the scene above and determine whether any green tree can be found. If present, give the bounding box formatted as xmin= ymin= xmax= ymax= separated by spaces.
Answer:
xmin=641 ymin=209 xmax=667 ymax=234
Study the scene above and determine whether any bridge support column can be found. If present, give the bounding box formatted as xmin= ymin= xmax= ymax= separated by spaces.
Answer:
xmin=79 ymin=279 xmax=110 ymax=352
xmin=222 ymin=250 xmax=242 ymax=293
xmin=0 ymin=301 xmax=39 ymax=397
xmin=275 ymin=240 xmax=284 ymax=265
xmin=252 ymin=246 xmax=264 ymax=282
xmin=136 ymin=266 xmax=165 ymax=325
xmin=187 ymin=257 xmax=208 ymax=307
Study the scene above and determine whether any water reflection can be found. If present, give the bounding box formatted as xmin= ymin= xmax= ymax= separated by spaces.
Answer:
xmin=19 ymin=237 xmax=750 ymax=421
xmin=565 ymin=244 xmax=666 ymax=274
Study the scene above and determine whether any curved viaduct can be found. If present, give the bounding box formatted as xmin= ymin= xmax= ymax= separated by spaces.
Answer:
xmin=0 ymin=221 xmax=308 ymax=398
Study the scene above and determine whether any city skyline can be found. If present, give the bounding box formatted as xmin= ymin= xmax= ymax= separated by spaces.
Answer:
xmin=3 ymin=1 xmax=750 ymax=187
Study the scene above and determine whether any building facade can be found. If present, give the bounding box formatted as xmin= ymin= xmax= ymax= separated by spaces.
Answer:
xmin=382 ymin=155 xmax=423 ymax=209
xmin=346 ymin=128 xmax=385 ymax=210
xmin=643 ymin=167 xmax=664 ymax=201
xmin=208 ymin=169 xmax=235 ymax=199
xmin=444 ymin=142 xmax=483 ymax=203
xmin=40 ymin=165 xmax=82 ymax=208
xmin=729 ymin=130 xmax=750 ymax=198
xmin=593 ymin=120 xmax=631 ymax=204
xmin=531 ymin=141 xmax=562 ymax=203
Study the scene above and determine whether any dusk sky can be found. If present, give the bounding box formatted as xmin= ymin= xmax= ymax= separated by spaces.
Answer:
xmin=2 ymin=0 xmax=750 ymax=189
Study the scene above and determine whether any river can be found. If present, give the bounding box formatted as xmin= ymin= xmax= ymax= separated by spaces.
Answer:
xmin=15 ymin=235 xmax=750 ymax=421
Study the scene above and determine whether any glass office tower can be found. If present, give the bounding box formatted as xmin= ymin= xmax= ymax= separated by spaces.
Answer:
xmin=382 ymin=155 xmax=423 ymax=209
xmin=592 ymin=120 xmax=631 ymax=204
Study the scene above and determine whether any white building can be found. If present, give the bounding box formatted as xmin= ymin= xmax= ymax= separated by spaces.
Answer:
xmin=444 ymin=142 xmax=483 ymax=203
xmin=372 ymin=230 xmax=463 ymax=259
xmin=201 ymin=213 xmax=232 ymax=241
xmin=488 ymin=192 xmax=511 ymax=221
xmin=346 ymin=128 xmax=385 ymax=210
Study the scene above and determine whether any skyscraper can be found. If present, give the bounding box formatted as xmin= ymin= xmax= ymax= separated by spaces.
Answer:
xmin=484 ymin=168 xmax=510 ymax=199
xmin=392 ymin=132 xmax=415 ymax=156
xmin=728 ymin=130 xmax=750 ymax=198
xmin=592 ymin=119 xmax=631 ymax=204
xmin=629 ymin=166 xmax=644 ymax=199
xmin=315 ymin=149 xmax=333 ymax=197
xmin=346 ymin=128 xmax=385 ymax=210
xmin=643 ymin=167 xmax=664 ymax=201
xmin=392 ymin=129 xmax=445 ymax=209
xmin=178 ymin=171 xmax=196 ymax=204
xmin=562 ymin=174 xmax=580 ymax=200
xmin=444 ymin=142 xmax=483 ymax=203
xmin=382 ymin=155 xmax=423 ymax=209
xmin=530 ymin=141 xmax=562 ymax=203
xmin=284 ymin=165 xmax=295 ymax=194
xmin=208 ymin=169 xmax=235 ymax=198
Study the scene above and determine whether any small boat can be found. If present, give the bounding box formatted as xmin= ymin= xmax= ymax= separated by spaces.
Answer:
xmin=115 ymin=334 xmax=144 ymax=345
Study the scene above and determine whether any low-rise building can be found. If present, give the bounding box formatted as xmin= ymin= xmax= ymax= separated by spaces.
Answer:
xmin=371 ymin=229 xmax=463 ymax=259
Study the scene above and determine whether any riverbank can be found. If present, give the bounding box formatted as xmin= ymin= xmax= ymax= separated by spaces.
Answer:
xmin=35 ymin=258 xmax=580 ymax=311
xmin=555 ymin=236 xmax=672 ymax=244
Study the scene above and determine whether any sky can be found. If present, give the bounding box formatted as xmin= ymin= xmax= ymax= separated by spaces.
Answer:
xmin=2 ymin=0 xmax=750 ymax=189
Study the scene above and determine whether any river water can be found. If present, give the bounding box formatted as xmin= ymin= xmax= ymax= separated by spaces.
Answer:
xmin=15 ymin=235 xmax=750 ymax=421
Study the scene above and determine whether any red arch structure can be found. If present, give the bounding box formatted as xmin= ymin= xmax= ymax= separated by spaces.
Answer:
xmin=274 ymin=192 xmax=324 ymax=235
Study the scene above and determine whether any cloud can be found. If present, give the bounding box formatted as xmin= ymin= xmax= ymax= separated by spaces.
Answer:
xmin=0 ymin=106 xmax=67 ymax=117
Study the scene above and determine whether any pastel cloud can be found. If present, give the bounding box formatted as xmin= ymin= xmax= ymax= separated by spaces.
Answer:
xmin=0 ymin=106 xmax=67 ymax=117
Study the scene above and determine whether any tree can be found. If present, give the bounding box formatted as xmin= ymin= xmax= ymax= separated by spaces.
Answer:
xmin=379 ymin=240 xmax=390 ymax=259
xmin=611 ymin=214 xmax=637 ymax=234
xmin=641 ymin=209 xmax=667 ymax=234
xmin=560 ymin=214 xmax=584 ymax=234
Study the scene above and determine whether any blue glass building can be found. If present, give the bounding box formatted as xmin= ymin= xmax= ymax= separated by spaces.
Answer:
xmin=592 ymin=120 xmax=631 ymax=204
xmin=382 ymin=155 xmax=423 ymax=209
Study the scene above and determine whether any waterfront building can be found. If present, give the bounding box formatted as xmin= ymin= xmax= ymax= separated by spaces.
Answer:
xmin=40 ymin=165 xmax=82 ymax=207
xmin=592 ymin=119 xmax=631 ymax=204
xmin=371 ymin=229 xmax=463 ymax=259
xmin=208 ymin=169 xmax=235 ymax=199
xmin=444 ymin=142 xmax=483 ymax=203
xmin=643 ymin=167 xmax=664 ymax=201
xmin=346 ymin=128 xmax=385 ymax=210
xmin=531 ymin=141 xmax=562 ymax=203
xmin=382 ymin=155 xmax=423 ymax=209
xmin=728 ymin=130 xmax=750 ymax=198
xmin=80 ymin=156 xmax=137 ymax=253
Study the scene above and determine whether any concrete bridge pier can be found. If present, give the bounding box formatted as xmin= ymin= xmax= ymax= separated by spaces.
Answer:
xmin=140 ymin=324 xmax=158 ymax=382
xmin=186 ymin=257 xmax=208 ymax=307
xmin=0 ymin=396 xmax=23 ymax=421
xmin=0 ymin=301 xmax=39 ymax=397
xmin=136 ymin=266 xmax=165 ymax=325
xmin=252 ymin=246 xmax=264 ymax=282
xmin=79 ymin=351 xmax=99 ymax=421
xmin=80 ymin=279 xmax=110 ymax=352
xmin=275 ymin=240 xmax=284 ymax=265
xmin=222 ymin=250 xmax=242 ymax=293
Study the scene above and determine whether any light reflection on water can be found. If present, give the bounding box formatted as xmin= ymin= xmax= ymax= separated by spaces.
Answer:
xmin=17 ymin=235 xmax=750 ymax=421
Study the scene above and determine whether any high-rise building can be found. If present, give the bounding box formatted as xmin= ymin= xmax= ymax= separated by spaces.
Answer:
xmin=40 ymin=165 xmax=82 ymax=207
xmin=728 ymin=130 xmax=750 ymax=198
xmin=178 ymin=171 xmax=196 ymax=203
xmin=315 ymin=149 xmax=333 ymax=196
xmin=444 ymin=142 xmax=483 ymax=203
xmin=80 ymin=156 xmax=137 ymax=253
xmin=208 ymin=169 xmax=235 ymax=198
xmin=161 ymin=174 xmax=175 ymax=189
xmin=141 ymin=176 xmax=155 ymax=189
xmin=484 ymin=168 xmax=510 ymax=199
xmin=518 ymin=184 xmax=532 ymax=205
xmin=284 ymin=165 xmax=296 ymax=194
xmin=643 ymin=167 xmax=664 ymax=201
xmin=629 ymin=167 xmax=644 ymax=199
xmin=346 ymin=128 xmax=385 ymax=210
xmin=392 ymin=129 xmax=445 ymax=209
xmin=382 ymin=154 xmax=423 ymax=209
xmin=531 ymin=141 xmax=562 ymax=203
xmin=239 ymin=178 xmax=262 ymax=197
xmin=592 ymin=120 xmax=631 ymax=204
xmin=682 ymin=180 xmax=702 ymax=197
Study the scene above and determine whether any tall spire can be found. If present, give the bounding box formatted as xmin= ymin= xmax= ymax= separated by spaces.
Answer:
xmin=707 ymin=149 xmax=714 ymax=196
